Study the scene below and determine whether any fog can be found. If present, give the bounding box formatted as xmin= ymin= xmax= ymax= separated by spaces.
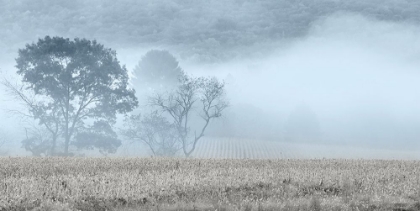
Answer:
xmin=1 ymin=9 xmax=420 ymax=158
xmin=119 ymin=13 xmax=420 ymax=158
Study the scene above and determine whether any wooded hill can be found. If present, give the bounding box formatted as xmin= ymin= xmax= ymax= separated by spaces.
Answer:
xmin=1 ymin=0 xmax=420 ymax=62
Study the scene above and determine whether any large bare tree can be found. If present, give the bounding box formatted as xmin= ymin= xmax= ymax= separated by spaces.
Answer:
xmin=150 ymin=75 xmax=228 ymax=157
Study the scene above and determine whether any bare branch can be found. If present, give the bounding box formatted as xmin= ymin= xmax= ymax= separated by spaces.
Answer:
xmin=147 ymin=74 xmax=229 ymax=157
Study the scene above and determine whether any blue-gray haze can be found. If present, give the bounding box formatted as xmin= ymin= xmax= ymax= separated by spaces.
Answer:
xmin=0 ymin=0 xmax=419 ymax=158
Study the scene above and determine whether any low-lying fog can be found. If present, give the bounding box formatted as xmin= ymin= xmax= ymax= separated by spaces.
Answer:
xmin=1 ymin=13 xmax=420 ymax=159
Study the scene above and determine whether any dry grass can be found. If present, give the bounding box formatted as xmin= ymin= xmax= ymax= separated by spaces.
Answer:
xmin=0 ymin=157 xmax=419 ymax=210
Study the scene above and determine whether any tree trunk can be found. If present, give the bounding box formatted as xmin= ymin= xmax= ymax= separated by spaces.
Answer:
xmin=182 ymin=118 xmax=210 ymax=157
xmin=64 ymin=121 xmax=70 ymax=154
xmin=64 ymin=86 xmax=71 ymax=155
xmin=51 ymin=134 xmax=57 ymax=155
xmin=64 ymin=137 xmax=69 ymax=154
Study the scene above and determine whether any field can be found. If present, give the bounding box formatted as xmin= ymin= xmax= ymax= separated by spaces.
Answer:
xmin=0 ymin=157 xmax=419 ymax=211
xmin=119 ymin=138 xmax=420 ymax=160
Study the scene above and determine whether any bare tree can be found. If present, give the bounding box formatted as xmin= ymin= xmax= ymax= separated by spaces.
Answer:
xmin=123 ymin=111 xmax=181 ymax=156
xmin=150 ymin=75 xmax=228 ymax=157
xmin=21 ymin=126 xmax=52 ymax=156
xmin=2 ymin=78 xmax=62 ymax=155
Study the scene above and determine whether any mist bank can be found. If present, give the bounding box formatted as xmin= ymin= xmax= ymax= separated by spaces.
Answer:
xmin=1 ymin=13 xmax=420 ymax=157
xmin=177 ymin=13 xmax=420 ymax=151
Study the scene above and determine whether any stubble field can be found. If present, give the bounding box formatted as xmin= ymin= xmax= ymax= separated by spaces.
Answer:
xmin=0 ymin=157 xmax=419 ymax=211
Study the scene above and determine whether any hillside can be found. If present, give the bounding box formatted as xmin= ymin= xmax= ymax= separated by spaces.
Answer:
xmin=2 ymin=0 xmax=420 ymax=62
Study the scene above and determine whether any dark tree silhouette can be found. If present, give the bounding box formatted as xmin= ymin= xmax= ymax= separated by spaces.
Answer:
xmin=13 ymin=36 xmax=138 ymax=155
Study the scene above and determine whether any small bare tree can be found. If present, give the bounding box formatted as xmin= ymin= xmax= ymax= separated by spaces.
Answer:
xmin=2 ymin=78 xmax=62 ymax=155
xmin=123 ymin=111 xmax=181 ymax=156
xmin=21 ymin=126 xmax=52 ymax=156
xmin=150 ymin=75 xmax=228 ymax=157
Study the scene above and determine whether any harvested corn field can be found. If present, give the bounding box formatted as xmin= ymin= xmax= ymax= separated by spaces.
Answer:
xmin=0 ymin=157 xmax=419 ymax=210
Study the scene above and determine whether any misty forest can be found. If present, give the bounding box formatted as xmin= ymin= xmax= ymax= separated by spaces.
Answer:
xmin=1 ymin=1 xmax=420 ymax=210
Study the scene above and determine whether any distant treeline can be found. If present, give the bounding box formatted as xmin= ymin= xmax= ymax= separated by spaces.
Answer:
xmin=1 ymin=0 xmax=420 ymax=61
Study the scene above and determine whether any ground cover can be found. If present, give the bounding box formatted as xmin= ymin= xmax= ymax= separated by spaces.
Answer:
xmin=0 ymin=157 xmax=419 ymax=210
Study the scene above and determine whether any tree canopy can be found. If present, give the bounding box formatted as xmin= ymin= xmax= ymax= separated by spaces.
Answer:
xmin=14 ymin=36 xmax=138 ymax=155
xmin=73 ymin=120 xmax=122 ymax=156
xmin=132 ymin=50 xmax=183 ymax=94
